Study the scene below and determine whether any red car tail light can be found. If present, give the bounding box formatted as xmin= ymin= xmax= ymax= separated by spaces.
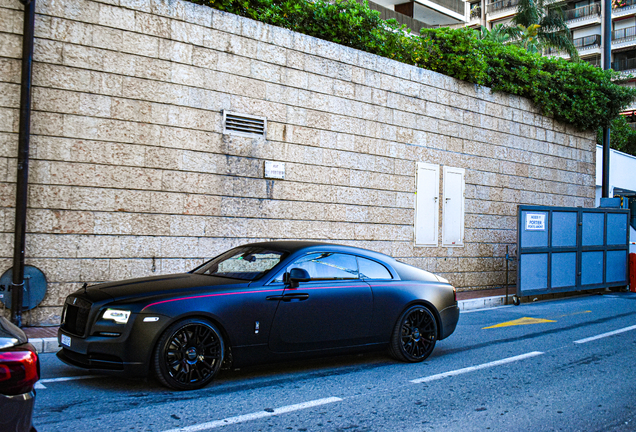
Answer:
xmin=0 ymin=344 xmax=40 ymax=396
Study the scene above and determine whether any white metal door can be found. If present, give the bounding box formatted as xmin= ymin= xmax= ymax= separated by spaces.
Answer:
xmin=442 ymin=166 xmax=465 ymax=247
xmin=415 ymin=162 xmax=439 ymax=247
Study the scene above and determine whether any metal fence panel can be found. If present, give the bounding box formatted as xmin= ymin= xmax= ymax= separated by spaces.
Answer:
xmin=516 ymin=206 xmax=630 ymax=297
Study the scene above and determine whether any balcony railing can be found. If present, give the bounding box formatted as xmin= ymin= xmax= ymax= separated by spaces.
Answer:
xmin=430 ymin=0 xmax=465 ymax=15
xmin=585 ymin=56 xmax=602 ymax=67
xmin=470 ymin=6 xmax=482 ymax=19
xmin=543 ymin=35 xmax=599 ymax=56
xmin=613 ymin=26 xmax=636 ymax=43
xmin=543 ymin=46 xmax=564 ymax=55
xmin=486 ymin=0 xmax=520 ymax=14
xmin=612 ymin=57 xmax=636 ymax=71
xmin=564 ymin=3 xmax=601 ymax=21
xmin=574 ymin=34 xmax=601 ymax=48
xmin=365 ymin=0 xmax=430 ymax=34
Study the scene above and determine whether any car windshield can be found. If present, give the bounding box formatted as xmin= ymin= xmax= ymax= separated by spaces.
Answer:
xmin=194 ymin=247 xmax=286 ymax=281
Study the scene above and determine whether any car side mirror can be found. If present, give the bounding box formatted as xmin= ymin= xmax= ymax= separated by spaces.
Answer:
xmin=286 ymin=268 xmax=310 ymax=288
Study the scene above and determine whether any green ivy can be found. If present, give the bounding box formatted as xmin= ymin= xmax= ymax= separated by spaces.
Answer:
xmin=190 ymin=0 xmax=636 ymax=131
xmin=416 ymin=28 xmax=489 ymax=84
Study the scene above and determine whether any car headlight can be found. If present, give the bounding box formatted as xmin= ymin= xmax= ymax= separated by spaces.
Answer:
xmin=102 ymin=309 xmax=131 ymax=324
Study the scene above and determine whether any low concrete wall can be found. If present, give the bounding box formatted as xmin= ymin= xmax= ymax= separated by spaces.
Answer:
xmin=0 ymin=0 xmax=595 ymax=325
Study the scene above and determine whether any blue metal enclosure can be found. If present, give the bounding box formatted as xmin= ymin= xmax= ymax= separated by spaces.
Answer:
xmin=516 ymin=205 xmax=630 ymax=297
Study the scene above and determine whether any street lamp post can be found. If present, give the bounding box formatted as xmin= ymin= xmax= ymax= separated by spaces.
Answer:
xmin=11 ymin=0 xmax=36 ymax=327
xmin=602 ymin=0 xmax=611 ymax=198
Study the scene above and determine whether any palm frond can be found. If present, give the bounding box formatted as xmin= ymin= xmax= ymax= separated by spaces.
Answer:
xmin=512 ymin=0 xmax=579 ymax=60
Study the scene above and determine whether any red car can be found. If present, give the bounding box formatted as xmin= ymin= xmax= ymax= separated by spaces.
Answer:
xmin=0 ymin=317 xmax=40 ymax=432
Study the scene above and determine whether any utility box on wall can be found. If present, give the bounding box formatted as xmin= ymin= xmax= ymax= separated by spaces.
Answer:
xmin=442 ymin=166 xmax=465 ymax=247
xmin=415 ymin=162 xmax=439 ymax=247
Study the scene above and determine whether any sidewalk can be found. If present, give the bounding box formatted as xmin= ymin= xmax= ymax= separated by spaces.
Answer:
xmin=457 ymin=287 xmax=511 ymax=310
xmin=23 ymin=288 xmax=513 ymax=354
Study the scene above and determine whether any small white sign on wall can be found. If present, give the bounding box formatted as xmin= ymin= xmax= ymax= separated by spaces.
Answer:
xmin=525 ymin=213 xmax=546 ymax=231
xmin=264 ymin=161 xmax=285 ymax=179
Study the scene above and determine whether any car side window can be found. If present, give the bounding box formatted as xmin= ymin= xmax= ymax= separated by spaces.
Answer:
xmin=273 ymin=252 xmax=359 ymax=282
xmin=358 ymin=257 xmax=393 ymax=280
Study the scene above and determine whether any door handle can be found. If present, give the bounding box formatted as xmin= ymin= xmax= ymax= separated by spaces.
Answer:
xmin=266 ymin=293 xmax=309 ymax=301
xmin=282 ymin=293 xmax=309 ymax=301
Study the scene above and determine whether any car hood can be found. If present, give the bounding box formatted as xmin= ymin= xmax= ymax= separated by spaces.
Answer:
xmin=88 ymin=273 xmax=249 ymax=303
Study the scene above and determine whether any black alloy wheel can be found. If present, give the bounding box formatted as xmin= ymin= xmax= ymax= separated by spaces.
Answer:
xmin=390 ymin=305 xmax=437 ymax=363
xmin=153 ymin=318 xmax=224 ymax=390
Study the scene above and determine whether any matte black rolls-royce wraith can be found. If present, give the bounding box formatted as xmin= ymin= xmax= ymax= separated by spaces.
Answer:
xmin=57 ymin=242 xmax=459 ymax=390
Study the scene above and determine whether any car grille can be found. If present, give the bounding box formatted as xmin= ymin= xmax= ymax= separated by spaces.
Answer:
xmin=61 ymin=296 xmax=92 ymax=337
xmin=59 ymin=349 xmax=124 ymax=371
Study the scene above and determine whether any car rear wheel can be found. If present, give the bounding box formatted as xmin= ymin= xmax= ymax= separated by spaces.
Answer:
xmin=389 ymin=305 xmax=437 ymax=363
xmin=153 ymin=318 xmax=224 ymax=390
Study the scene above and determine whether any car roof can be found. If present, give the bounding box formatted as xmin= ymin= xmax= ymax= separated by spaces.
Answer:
xmin=242 ymin=241 xmax=395 ymax=262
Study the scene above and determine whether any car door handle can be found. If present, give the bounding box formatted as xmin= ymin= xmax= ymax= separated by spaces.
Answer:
xmin=282 ymin=293 xmax=309 ymax=301
xmin=266 ymin=293 xmax=309 ymax=301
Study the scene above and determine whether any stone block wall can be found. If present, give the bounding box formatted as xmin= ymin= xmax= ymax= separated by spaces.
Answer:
xmin=0 ymin=0 xmax=596 ymax=325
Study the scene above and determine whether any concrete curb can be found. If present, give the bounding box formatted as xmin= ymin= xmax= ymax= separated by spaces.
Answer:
xmin=459 ymin=295 xmax=509 ymax=311
xmin=31 ymin=295 xmax=512 ymax=354
xmin=31 ymin=337 xmax=60 ymax=354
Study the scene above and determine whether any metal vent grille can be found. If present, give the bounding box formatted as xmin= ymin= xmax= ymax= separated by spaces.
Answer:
xmin=223 ymin=111 xmax=267 ymax=138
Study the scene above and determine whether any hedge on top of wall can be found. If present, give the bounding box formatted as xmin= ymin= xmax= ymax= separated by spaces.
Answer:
xmin=190 ymin=0 xmax=636 ymax=132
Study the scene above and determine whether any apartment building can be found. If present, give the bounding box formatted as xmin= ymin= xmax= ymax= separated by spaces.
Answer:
xmin=465 ymin=0 xmax=636 ymax=112
xmin=370 ymin=0 xmax=636 ymax=113
xmin=465 ymin=0 xmax=626 ymax=68
xmin=368 ymin=0 xmax=465 ymax=26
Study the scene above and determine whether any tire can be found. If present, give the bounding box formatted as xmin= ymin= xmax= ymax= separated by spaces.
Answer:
xmin=389 ymin=305 xmax=437 ymax=363
xmin=153 ymin=318 xmax=225 ymax=390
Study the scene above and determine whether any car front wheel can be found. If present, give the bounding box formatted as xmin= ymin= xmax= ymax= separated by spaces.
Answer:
xmin=153 ymin=318 xmax=225 ymax=390
xmin=390 ymin=305 xmax=437 ymax=363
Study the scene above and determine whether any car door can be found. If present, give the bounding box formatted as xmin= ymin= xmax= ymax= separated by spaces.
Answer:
xmin=357 ymin=256 xmax=400 ymax=340
xmin=268 ymin=252 xmax=374 ymax=353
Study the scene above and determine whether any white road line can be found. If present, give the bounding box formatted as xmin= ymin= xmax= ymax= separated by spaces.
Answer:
xmin=574 ymin=324 xmax=636 ymax=344
xmin=162 ymin=397 xmax=343 ymax=432
xmin=410 ymin=351 xmax=544 ymax=384
xmin=35 ymin=375 xmax=100 ymax=389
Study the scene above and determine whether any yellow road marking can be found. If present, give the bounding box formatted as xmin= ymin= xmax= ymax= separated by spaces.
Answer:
xmin=483 ymin=317 xmax=556 ymax=329
xmin=551 ymin=310 xmax=591 ymax=319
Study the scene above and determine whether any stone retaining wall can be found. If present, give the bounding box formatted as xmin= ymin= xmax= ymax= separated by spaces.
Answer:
xmin=0 ymin=0 xmax=596 ymax=324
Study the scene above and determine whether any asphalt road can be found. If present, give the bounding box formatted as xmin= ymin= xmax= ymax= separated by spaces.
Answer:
xmin=33 ymin=292 xmax=636 ymax=432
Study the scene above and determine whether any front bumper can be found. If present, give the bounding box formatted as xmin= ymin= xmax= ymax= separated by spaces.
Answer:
xmin=57 ymin=314 xmax=167 ymax=377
